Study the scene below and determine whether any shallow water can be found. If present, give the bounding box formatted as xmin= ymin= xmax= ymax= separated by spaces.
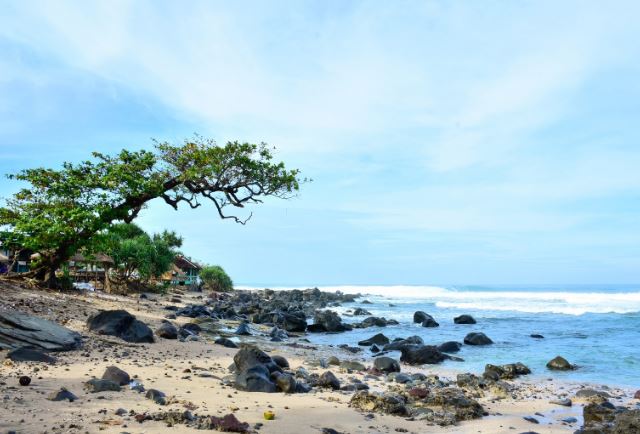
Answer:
xmin=242 ymin=284 xmax=640 ymax=388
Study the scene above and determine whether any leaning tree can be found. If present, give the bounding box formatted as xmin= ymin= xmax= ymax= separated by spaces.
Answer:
xmin=0 ymin=137 xmax=302 ymax=287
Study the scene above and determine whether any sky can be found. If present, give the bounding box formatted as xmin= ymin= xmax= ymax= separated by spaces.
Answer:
xmin=1 ymin=1 xmax=639 ymax=286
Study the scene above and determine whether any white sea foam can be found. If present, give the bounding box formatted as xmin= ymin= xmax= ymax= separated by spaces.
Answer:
xmin=237 ymin=284 xmax=640 ymax=315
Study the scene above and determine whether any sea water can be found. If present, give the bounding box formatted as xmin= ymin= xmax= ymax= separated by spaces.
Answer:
xmin=243 ymin=284 xmax=640 ymax=388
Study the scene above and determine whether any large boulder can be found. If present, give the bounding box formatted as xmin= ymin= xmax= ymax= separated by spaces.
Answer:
xmin=235 ymin=365 xmax=277 ymax=393
xmin=317 ymin=371 xmax=341 ymax=390
xmin=374 ymin=356 xmax=400 ymax=373
xmin=350 ymin=391 xmax=408 ymax=416
xmin=546 ymin=356 xmax=575 ymax=371
xmin=437 ymin=341 xmax=462 ymax=353
xmin=454 ymin=315 xmax=476 ymax=324
xmin=276 ymin=312 xmax=307 ymax=332
xmin=413 ymin=311 xmax=431 ymax=323
xmin=463 ymin=332 xmax=493 ymax=346
xmin=400 ymin=345 xmax=448 ymax=365
xmin=383 ymin=336 xmax=424 ymax=352
xmin=156 ymin=322 xmax=178 ymax=339
xmin=358 ymin=333 xmax=390 ymax=346
xmin=233 ymin=347 xmax=280 ymax=374
xmin=312 ymin=310 xmax=352 ymax=333
xmin=102 ymin=366 xmax=130 ymax=385
xmin=0 ymin=309 xmax=82 ymax=351
xmin=6 ymin=347 xmax=57 ymax=364
xmin=87 ymin=310 xmax=154 ymax=343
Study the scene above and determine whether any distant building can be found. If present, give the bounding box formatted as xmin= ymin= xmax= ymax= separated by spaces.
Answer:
xmin=162 ymin=256 xmax=201 ymax=287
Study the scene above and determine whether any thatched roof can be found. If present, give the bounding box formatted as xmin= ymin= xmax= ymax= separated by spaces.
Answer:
xmin=174 ymin=256 xmax=201 ymax=271
xmin=70 ymin=253 xmax=114 ymax=264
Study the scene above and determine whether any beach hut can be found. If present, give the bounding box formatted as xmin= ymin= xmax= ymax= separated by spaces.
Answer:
xmin=162 ymin=256 xmax=201 ymax=288
xmin=68 ymin=252 xmax=114 ymax=290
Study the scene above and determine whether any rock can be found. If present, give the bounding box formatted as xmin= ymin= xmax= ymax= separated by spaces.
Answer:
xmin=269 ymin=326 xmax=288 ymax=342
xmin=463 ymin=332 xmax=493 ymax=345
xmin=413 ymin=311 xmax=430 ymax=323
xmin=236 ymin=365 xmax=277 ymax=393
xmin=456 ymin=373 xmax=484 ymax=389
xmin=483 ymin=363 xmax=531 ymax=380
xmin=341 ymin=360 xmax=366 ymax=371
xmin=370 ymin=344 xmax=380 ymax=353
xmin=200 ymin=413 xmax=251 ymax=432
xmin=312 ymin=310 xmax=351 ymax=333
xmin=84 ymin=378 xmax=121 ymax=393
xmin=271 ymin=355 xmax=290 ymax=369
xmin=6 ymin=347 xmax=57 ymax=364
xmin=233 ymin=347 xmax=280 ymax=374
xmin=272 ymin=311 xmax=307 ymax=333
xmin=550 ymin=398 xmax=572 ymax=407
xmin=352 ymin=307 xmax=371 ymax=316
xmin=19 ymin=376 xmax=31 ymax=386
xmin=0 ymin=309 xmax=83 ymax=351
xmin=318 ymin=371 xmax=341 ymax=390
xmin=215 ymin=337 xmax=238 ymax=348
xmin=583 ymin=401 xmax=616 ymax=427
xmin=523 ymin=416 xmax=539 ymax=424
xmin=437 ymin=341 xmax=462 ymax=353
xmin=273 ymin=372 xmax=297 ymax=393
xmin=575 ymin=388 xmax=611 ymax=399
xmin=361 ymin=299 xmax=373 ymax=304
xmin=156 ymin=322 xmax=178 ymax=339
xmin=350 ymin=390 xmax=408 ymax=416
xmin=546 ymin=356 xmax=575 ymax=371
xmin=634 ymin=390 xmax=640 ymax=399
xmin=393 ymin=373 xmax=413 ymax=384
xmin=102 ymin=366 xmax=130 ymax=385
xmin=612 ymin=409 xmax=640 ymax=433
xmin=562 ymin=416 xmax=578 ymax=423
xmin=327 ymin=356 xmax=340 ymax=366
xmin=415 ymin=387 xmax=484 ymax=424
xmin=47 ymin=387 xmax=77 ymax=402
xmin=358 ymin=333 xmax=390 ymax=346
xmin=374 ymin=356 xmax=400 ymax=373
xmin=399 ymin=345 xmax=447 ymax=365
xmin=421 ymin=315 xmax=440 ymax=328
xmin=146 ymin=388 xmax=167 ymax=405
xmin=383 ymin=336 xmax=424 ymax=351
xmin=235 ymin=322 xmax=252 ymax=336
xmin=530 ymin=334 xmax=544 ymax=339
xmin=87 ymin=310 xmax=154 ymax=343
xmin=115 ymin=408 xmax=127 ymax=416
xmin=454 ymin=314 xmax=476 ymax=324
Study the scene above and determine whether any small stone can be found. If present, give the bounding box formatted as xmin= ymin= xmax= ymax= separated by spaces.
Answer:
xmin=47 ymin=387 xmax=77 ymax=402
xmin=19 ymin=376 xmax=31 ymax=386
xmin=523 ymin=416 xmax=539 ymax=424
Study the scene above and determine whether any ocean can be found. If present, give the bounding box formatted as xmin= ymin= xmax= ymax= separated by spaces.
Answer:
xmin=242 ymin=284 xmax=640 ymax=388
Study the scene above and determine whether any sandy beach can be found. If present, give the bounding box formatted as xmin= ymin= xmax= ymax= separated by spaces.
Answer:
xmin=1 ymin=282 xmax=636 ymax=434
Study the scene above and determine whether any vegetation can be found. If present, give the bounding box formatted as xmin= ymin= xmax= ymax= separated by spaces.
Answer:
xmin=0 ymin=137 xmax=302 ymax=287
xmin=95 ymin=223 xmax=182 ymax=288
xmin=200 ymin=265 xmax=234 ymax=292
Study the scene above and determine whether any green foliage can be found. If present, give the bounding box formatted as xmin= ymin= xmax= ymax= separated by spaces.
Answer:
xmin=98 ymin=223 xmax=179 ymax=284
xmin=0 ymin=136 xmax=302 ymax=281
xmin=200 ymin=265 xmax=234 ymax=292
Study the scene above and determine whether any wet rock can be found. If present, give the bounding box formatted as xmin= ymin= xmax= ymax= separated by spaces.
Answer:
xmin=483 ymin=363 xmax=531 ymax=381
xmin=179 ymin=323 xmax=201 ymax=338
xmin=530 ymin=334 xmax=544 ymax=339
xmin=102 ymin=366 xmax=130 ymax=385
xmin=6 ymin=347 xmax=57 ymax=364
xmin=353 ymin=316 xmax=398 ymax=328
xmin=84 ymin=378 xmax=121 ymax=393
xmin=421 ymin=316 xmax=440 ymax=328
xmin=454 ymin=314 xmax=476 ymax=324
xmin=156 ymin=322 xmax=178 ymax=339
xmin=562 ymin=416 xmax=578 ymax=423
xmin=215 ymin=337 xmax=238 ymax=348
xmin=399 ymin=345 xmax=447 ymax=365
xmin=269 ymin=326 xmax=288 ymax=341
xmin=612 ymin=409 xmax=640 ymax=433
xmin=0 ymin=309 xmax=83 ymax=351
xmin=374 ymin=356 xmax=400 ymax=373
xmin=146 ymin=388 xmax=167 ymax=405
xmin=312 ymin=310 xmax=351 ymax=333
xmin=392 ymin=373 xmax=413 ymax=384
xmin=546 ymin=356 xmax=575 ymax=371
xmin=271 ymin=355 xmax=290 ymax=369
xmin=583 ymin=401 xmax=616 ymax=428
xmin=87 ymin=310 xmax=154 ymax=343
xmin=383 ymin=336 xmax=424 ymax=351
xmin=350 ymin=390 xmax=408 ymax=416
xmin=437 ymin=341 xmax=462 ymax=353
xmin=370 ymin=344 xmax=380 ymax=353
xmin=318 ymin=371 xmax=341 ymax=390
xmin=456 ymin=373 xmax=485 ymax=389
xmin=358 ymin=333 xmax=390 ymax=346
xmin=341 ymin=360 xmax=366 ymax=371
xmin=352 ymin=307 xmax=371 ymax=316
xmin=463 ymin=332 xmax=493 ymax=346
xmin=47 ymin=387 xmax=77 ymax=402
xmin=235 ymin=321 xmax=252 ymax=336
xmin=550 ymin=398 xmax=572 ymax=407
xmin=413 ymin=311 xmax=430 ymax=323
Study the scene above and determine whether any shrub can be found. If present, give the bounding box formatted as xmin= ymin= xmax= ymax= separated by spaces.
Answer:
xmin=200 ymin=265 xmax=233 ymax=292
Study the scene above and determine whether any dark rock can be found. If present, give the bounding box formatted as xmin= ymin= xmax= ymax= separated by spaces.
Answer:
xmin=421 ymin=315 xmax=440 ymax=328
xmin=313 ymin=310 xmax=351 ymax=333
xmin=87 ymin=310 xmax=154 ymax=343
xmin=370 ymin=344 xmax=380 ymax=353
xmin=354 ymin=316 xmax=397 ymax=328
xmin=236 ymin=365 xmax=277 ymax=393
xmin=271 ymin=355 xmax=290 ymax=369
xmin=85 ymin=378 xmax=121 ymax=393
xmin=115 ymin=408 xmax=127 ymax=416
xmin=546 ymin=356 xmax=575 ymax=371
xmin=454 ymin=314 xmax=476 ymax=324
xmin=233 ymin=347 xmax=279 ymax=373
xmin=463 ymin=332 xmax=493 ymax=345
xmin=146 ymin=388 xmax=167 ymax=405
xmin=374 ymin=356 xmax=400 ymax=373
xmin=358 ymin=333 xmax=390 ymax=346
xmin=484 ymin=363 xmax=531 ymax=380
xmin=0 ymin=309 xmax=82 ymax=351
xmin=437 ymin=341 xmax=462 ymax=353
xmin=47 ymin=387 xmax=77 ymax=402
xmin=318 ymin=371 xmax=341 ymax=390
xmin=383 ymin=336 xmax=424 ymax=352
xmin=361 ymin=299 xmax=373 ymax=304
xmin=202 ymin=414 xmax=250 ymax=432
xmin=634 ymin=390 xmax=640 ymax=399
xmin=352 ymin=307 xmax=371 ymax=316
xmin=269 ymin=327 xmax=288 ymax=341
xmin=215 ymin=337 xmax=238 ymax=348
xmin=6 ymin=347 xmax=57 ymax=364
xmin=306 ymin=324 xmax=326 ymax=333
xmin=102 ymin=366 xmax=130 ymax=385
xmin=179 ymin=323 xmax=201 ymax=338
xmin=562 ymin=416 xmax=578 ymax=423
xmin=530 ymin=334 xmax=544 ymax=339
xmin=341 ymin=360 xmax=366 ymax=371
xmin=156 ymin=322 xmax=178 ymax=339
xmin=612 ymin=409 xmax=640 ymax=433
xmin=523 ymin=416 xmax=539 ymax=424
xmin=413 ymin=311 xmax=429 ymax=323
xmin=19 ymin=375 xmax=31 ymax=386
xmin=550 ymin=398 xmax=572 ymax=407
xmin=235 ymin=321 xmax=252 ymax=336
xmin=583 ymin=401 xmax=616 ymax=429
xmin=400 ymin=345 xmax=447 ymax=365
xmin=273 ymin=372 xmax=297 ymax=393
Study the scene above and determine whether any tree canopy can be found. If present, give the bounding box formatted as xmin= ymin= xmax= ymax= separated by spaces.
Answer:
xmin=0 ymin=137 xmax=302 ymax=286
xmin=200 ymin=265 xmax=234 ymax=292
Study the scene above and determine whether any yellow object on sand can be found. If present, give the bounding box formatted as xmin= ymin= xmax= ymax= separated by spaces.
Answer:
xmin=263 ymin=410 xmax=275 ymax=420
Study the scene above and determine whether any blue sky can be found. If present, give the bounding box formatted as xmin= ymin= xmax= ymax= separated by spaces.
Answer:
xmin=1 ymin=1 xmax=639 ymax=285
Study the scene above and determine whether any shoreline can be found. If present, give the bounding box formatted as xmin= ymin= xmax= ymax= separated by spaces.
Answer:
xmin=1 ymin=282 xmax=637 ymax=433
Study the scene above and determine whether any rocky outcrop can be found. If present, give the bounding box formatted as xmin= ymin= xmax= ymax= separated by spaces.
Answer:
xmin=310 ymin=310 xmax=352 ymax=333
xmin=454 ymin=314 xmax=476 ymax=324
xmin=463 ymin=332 xmax=493 ymax=346
xmin=352 ymin=316 xmax=398 ymax=328
xmin=87 ymin=310 xmax=154 ymax=343
xmin=358 ymin=333 xmax=390 ymax=346
xmin=0 ymin=309 xmax=82 ymax=351
xmin=373 ymin=356 xmax=400 ymax=373
xmin=400 ymin=345 xmax=448 ymax=365
xmin=383 ymin=336 xmax=424 ymax=352
xmin=437 ymin=341 xmax=462 ymax=353
xmin=546 ymin=355 xmax=575 ymax=371
xmin=482 ymin=363 xmax=531 ymax=381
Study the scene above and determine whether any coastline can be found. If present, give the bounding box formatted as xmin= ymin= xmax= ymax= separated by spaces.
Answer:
xmin=0 ymin=283 xmax=637 ymax=434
